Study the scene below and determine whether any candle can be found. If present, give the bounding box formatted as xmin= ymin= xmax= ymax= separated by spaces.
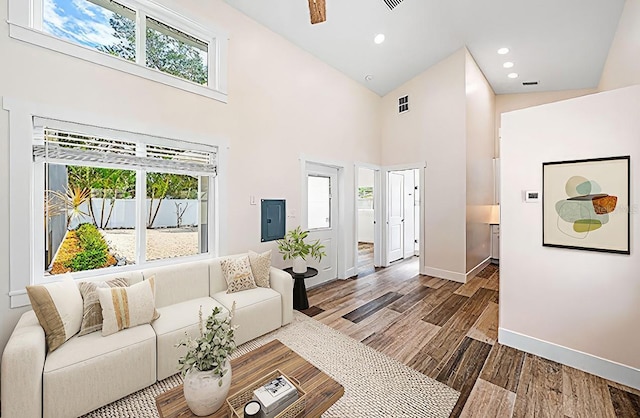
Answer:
xmin=244 ymin=400 xmax=262 ymax=417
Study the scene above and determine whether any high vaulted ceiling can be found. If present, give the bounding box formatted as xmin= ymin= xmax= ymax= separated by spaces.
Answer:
xmin=223 ymin=0 xmax=625 ymax=96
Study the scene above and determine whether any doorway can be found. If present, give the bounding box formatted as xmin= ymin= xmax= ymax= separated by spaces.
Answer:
xmin=305 ymin=162 xmax=339 ymax=285
xmin=387 ymin=169 xmax=420 ymax=264
xmin=356 ymin=167 xmax=376 ymax=274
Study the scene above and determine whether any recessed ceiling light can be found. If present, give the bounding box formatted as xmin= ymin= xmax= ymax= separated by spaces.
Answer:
xmin=503 ymin=62 xmax=514 ymax=69
xmin=497 ymin=47 xmax=510 ymax=55
xmin=374 ymin=34 xmax=385 ymax=44
xmin=508 ymin=73 xmax=519 ymax=79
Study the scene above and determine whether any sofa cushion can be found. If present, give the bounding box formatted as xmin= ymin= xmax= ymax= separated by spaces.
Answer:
xmin=152 ymin=297 xmax=228 ymax=380
xmin=78 ymin=278 xmax=129 ymax=336
xmin=249 ymin=250 xmax=272 ymax=288
xmin=143 ymin=261 xmax=210 ymax=308
xmin=212 ymin=288 xmax=282 ymax=346
xmin=26 ymin=273 xmax=83 ymax=353
xmin=43 ymin=324 xmax=156 ymax=418
xmin=221 ymin=255 xmax=257 ymax=293
xmin=98 ymin=276 xmax=160 ymax=336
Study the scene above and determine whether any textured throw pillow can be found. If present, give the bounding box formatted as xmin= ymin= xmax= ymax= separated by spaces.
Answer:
xmin=26 ymin=273 xmax=83 ymax=353
xmin=221 ymin=256 xmax=257 ymax=293
xmin=248 ymin=250 xmax=272 ymax=288
xmin=77 ymin=278 xmax=129 ymax=336
xmin=97 ymin=276 xmax=160 ymax=337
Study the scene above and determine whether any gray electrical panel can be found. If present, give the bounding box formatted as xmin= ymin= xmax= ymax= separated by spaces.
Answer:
xmin=261 ymin=199 xmax=286 ymax=242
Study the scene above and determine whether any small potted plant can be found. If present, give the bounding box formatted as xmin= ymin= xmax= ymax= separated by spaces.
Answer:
xmin=277 ymin=226 xmax=326 ymax=273
xmin=177 ymin=305 xmax=236 ymax=416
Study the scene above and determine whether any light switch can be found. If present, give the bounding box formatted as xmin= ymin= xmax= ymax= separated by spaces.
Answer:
xmin=250 ymin=195 xmax=256 ymax=205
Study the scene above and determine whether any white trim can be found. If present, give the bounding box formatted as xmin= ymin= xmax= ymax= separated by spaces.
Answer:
xmin=499 ymin=328 xmax=640 ymax=391
xmin=465 ymin=257 xmax=491 ymax=281
xmin=8 ymin=23 xmax=228 ymax=103
xmin=422 ymin=266 xmax=466 ymax=283
xmin=344 ymin=267 xmax=357 ymax=278
xmin=10 ymin=292 xmax=30 ymax=309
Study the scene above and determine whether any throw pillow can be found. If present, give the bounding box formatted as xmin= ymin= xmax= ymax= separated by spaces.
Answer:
xmin=77 ymin=278 xmax=129 ymax=336
xmin=221 ymin=256 xmax=257 ymax=293
xmin=97 ymin=276 xmax=160 ymax=337
xmin=248 ymin=250 xmax=272 ymax=288
xmin=26 ymin=273 xmax=83 ymax=353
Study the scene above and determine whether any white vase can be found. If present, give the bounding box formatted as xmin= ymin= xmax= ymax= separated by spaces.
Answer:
xmin=183 ymin=361 xmax=232 ymax=416
xmin=292 ymin=257 xmax=307 ymax=274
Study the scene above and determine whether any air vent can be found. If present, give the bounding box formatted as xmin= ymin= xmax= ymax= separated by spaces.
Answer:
xmin=398 ymin=95 xmax=409 ymax=113
xmin=522 ymin=81 xmax=539 ymax=86
xmin=383 ymin=0 xmax=405 ymax=11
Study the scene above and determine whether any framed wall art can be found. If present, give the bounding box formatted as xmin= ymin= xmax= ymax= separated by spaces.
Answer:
xmin=542 ymin=156 xmax=630 ymax=254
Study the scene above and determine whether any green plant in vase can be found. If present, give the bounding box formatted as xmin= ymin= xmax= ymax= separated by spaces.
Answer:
xmin=277 ymin=226 xmax=326 ymax=273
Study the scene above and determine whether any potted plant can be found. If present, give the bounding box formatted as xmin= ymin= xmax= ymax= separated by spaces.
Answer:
xmin=177 ymin=305 xmax=236 ymax=416
xmin=277 ymin=226 xmax=326 ymax=274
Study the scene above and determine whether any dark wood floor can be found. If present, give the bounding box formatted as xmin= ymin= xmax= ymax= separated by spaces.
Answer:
xmin=301 ymin=256 xmax=640 ymax=417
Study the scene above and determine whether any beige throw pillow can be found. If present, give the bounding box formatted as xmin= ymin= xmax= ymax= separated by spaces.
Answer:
xmin=248 ymin=250 xmax=272 ymax=288
xmin=221 ymin=256 xmax=257 ymax=293
xmin=97 ymin=276 xmax=160 ymax=337
xmin=78 ymin=278 xmax=129 ymax=336
xmin=26 ymin=273 xmax=83 ymax=353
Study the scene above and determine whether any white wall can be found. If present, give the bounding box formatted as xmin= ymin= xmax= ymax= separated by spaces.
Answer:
xmin=599 ymin=0 xmax=640 ymax=91
xmin=0 ymin=0 xmax=381 ymax=379
xmin=465 ymin=50 xmax=495 ymax=272
xmin=495 ymin=89 xmax=598 ymax=157
xmin=381 ymin=49 xmax=468 ymax=279
xmin=500 ymin=85 xmax=640 ymax=388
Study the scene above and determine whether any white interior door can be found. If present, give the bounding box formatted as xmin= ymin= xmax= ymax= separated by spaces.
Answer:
xmin=306 ymin=163 xmax=338 ymax=285
xmin=388 ymin=172 xmax=404 ymax=263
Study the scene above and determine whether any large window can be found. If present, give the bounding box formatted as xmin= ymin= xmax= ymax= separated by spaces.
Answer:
xmin=9 ymin=0 xmax=227 ymax=100
xmin=37 ymin=122 xmax=216 ymax=277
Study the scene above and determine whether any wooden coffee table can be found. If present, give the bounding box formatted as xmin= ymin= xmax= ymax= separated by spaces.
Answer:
xmin=156 ymin=339 xmax=344 ymax=418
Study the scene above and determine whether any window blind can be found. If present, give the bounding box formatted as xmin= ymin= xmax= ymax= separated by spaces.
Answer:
xmin=33 ymin=125 xmax=217 ymax=175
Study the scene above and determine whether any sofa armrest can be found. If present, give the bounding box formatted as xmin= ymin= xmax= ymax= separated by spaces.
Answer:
xmin=1 ymin=311 xmax=46 ymax=418
xmin=269 ymin=267 xmax=293 ymax=325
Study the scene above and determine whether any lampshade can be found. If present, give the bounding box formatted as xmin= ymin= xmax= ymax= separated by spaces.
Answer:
xmin=489 ymin=205 xmax=500 ymax=225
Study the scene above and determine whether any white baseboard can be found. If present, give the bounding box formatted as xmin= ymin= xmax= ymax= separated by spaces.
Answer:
xmin=422 ymin=257 xmax=491 ymax=284
xmin=466 ymin=257 xmax=491 ymax=281
xmin=344 ymin=267 xmax=357 ymax=279
xmin=422 ymin=266 xmax=466 ymax=283
xmin=499 ymin=327 xmax=640 ymax=390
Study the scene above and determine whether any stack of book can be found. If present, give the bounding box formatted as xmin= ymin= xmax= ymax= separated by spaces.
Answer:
xmin=252 ymin=375 xmax=299 ymax=418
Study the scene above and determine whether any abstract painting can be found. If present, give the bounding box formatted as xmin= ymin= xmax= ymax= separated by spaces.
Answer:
xmin=543 ymin=156 xmax=630 ymax=254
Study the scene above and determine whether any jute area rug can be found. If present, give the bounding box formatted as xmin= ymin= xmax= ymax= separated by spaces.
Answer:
xmin=84 ymin=312 xmax=459 ymax=418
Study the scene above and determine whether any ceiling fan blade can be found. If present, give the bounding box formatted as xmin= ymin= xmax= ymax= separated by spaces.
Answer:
xmin=308 ymin=0 xmax=326 ymax=24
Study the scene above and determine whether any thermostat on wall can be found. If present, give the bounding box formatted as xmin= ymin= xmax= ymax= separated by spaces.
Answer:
xmin=524 ymin=190 xmax=540 ymax=203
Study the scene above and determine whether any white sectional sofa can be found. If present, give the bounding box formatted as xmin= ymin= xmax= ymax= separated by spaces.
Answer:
xmin=1 ymin=254 xmax=293 ymax=418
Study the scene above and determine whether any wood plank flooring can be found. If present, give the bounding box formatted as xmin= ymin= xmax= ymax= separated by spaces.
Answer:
xmin=301 ymin=257 xmax=640 ymax=418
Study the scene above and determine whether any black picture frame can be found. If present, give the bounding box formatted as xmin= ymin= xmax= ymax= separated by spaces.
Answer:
xmin=542 ymin=155 xmax=630 ymax=254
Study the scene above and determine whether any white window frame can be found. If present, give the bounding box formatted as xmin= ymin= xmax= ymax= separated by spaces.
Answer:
xmin=7 ymin=0 xmax=229 ymax=102
xmin=3 ymin=97 xmax=229 ymax=308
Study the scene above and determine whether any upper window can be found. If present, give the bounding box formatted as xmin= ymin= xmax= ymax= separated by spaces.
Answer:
xmin=9 ymin=0 xmax=227 ymax=100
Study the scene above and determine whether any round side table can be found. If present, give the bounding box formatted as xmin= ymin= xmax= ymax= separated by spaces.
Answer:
xmin=283 ymin=267 xmax=318 ymax=310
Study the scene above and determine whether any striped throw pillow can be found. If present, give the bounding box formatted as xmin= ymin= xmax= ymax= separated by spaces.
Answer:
xmin=26 ymin=273 xmax=83 ymax=352
xmin=97 ymin=276 xmax=160 ymax=336
xmin=77 ymin=278 xmax=129 ymax=336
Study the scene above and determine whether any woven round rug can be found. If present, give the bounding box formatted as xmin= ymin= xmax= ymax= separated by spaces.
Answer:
xmin=83 ymin=312 xmax=459 ymax=418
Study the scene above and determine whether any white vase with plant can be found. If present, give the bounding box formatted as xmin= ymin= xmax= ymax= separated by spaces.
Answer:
xmin=177 ymin=305 xmax=236 ymax=416
xmin=277 ymin=226 xmax=326 ymax=274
